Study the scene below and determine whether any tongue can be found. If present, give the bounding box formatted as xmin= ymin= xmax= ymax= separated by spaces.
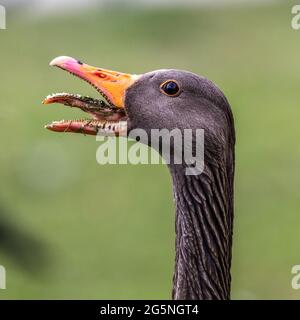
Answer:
xmin=43 ymin=94 xmax=105 ymax=109
xmin=43 ymin=93 xmax=124 ymax=121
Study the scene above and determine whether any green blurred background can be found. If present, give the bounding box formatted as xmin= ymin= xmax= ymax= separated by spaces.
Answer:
xmin=0 ymin=0 xmax=300 ymax=299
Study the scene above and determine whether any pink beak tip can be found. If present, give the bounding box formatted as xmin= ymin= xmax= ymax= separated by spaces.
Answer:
xmin=49 ymin=56 xmax=76 ymax=67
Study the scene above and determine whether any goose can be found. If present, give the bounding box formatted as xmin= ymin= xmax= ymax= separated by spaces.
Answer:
xmin=43 ymin=56 xmax=235 ymax=300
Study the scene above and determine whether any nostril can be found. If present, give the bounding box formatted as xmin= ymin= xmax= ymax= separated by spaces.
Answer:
xmin=93 ymin=70 xmax=107 ymax=79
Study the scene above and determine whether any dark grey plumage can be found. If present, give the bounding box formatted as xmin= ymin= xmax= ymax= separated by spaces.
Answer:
xmin=125 ymin=70 xmax=235 ymax=300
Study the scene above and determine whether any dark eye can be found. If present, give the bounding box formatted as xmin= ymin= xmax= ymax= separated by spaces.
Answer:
xmin=160 ymin=80 xmax=180 ymax=96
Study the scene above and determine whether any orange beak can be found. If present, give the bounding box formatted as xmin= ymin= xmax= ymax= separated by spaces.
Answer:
xmin=49 ymin=56 xmax=140 ymax=108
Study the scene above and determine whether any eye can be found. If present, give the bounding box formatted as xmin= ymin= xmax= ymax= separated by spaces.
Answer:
xmin=160 ymin=80 xmax=180 ymax=97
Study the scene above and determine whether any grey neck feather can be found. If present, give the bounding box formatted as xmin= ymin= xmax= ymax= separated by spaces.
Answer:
xmin=170 ymin=156 xmax=234 ymax=300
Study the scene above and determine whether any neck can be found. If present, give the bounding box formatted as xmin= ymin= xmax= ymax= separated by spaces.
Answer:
xmin=170 ymin=158 xmax=234 ymax=300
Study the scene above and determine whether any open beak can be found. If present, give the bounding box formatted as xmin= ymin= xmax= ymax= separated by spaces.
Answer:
xmin=43 ymin=56 xmax=140 ymax=136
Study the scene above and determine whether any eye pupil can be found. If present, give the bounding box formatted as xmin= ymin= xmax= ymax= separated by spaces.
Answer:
xmin=161 ymin=81 xmax=180 ymax=96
